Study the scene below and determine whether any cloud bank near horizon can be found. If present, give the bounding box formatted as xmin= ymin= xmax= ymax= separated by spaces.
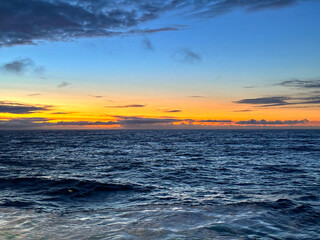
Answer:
xmin=0 ymin=115 xmax=313 ymax=129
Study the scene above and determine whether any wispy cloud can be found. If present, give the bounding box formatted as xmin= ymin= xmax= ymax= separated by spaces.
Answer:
xmin=51 ymin=112 xmax=76 ymax=115
xmin=188 ymin=95 xmax=206 ymax=98
xmin=142 ymin=37 xmax=154 ymax=51
xmin=174 ymin=48 xmax=202 ymax=63
xmin=235 ymin=95 xmax=320 ymax=107
xmin=277 ymin=79 xmax=320 ymax=89
xmin=106 ymin=104 xmax=146 ymax=108
xmin=57 ymin=81 xmax=71 ymax=88
xmin=27 ymin=93 xmax=41 ymax=97
xmin=88 ymin=95 xmax=105 ymax=99
xmin=233 ymin=109 xmax=254 ymax=112
xmin=0 ymin=58 xmax=44 ymax=75
xmin=0 ymin=101 xmax=50 ymax=114
xmin=163 ymin=109 xmax=182 ymax=113
xmin=0 ymin=0 xmax=304 ymax=47
xmin=236 ymin=78 xmax=320 ymax=108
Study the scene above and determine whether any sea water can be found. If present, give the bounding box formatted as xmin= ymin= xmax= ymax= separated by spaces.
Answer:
xmin=0 ymin=130 xmax=319 ymax=239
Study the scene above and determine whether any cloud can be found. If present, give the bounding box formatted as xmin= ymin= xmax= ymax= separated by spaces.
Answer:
xmin=0 ymin=101 xmax=50 ymax=114
xmin=0 ymin=58 xmax=44 ymax=75
xmin=164 ymin=109 xmax=182 ymax=113
xmin=199 ymin=120 xmax=232 ymax=123
xmin=190 ymin=0 xmax=303 ymax=18
xmin=238 ymin=95 xmax=320 ymax=107
xmin=0 ymin=115 xmax=314 ymax=129
xmin=0 ymin=118 xmax=49 ymax=129
xmin=57 ymin=81 xmax=71 ymax=88
xmin=235 ymin=96 xmax=289 ymax=105
xmin=51 ymin=112 xmax=73 ymax=115
xmin=236 ymin=119 xmax=309 ymax=125
xmin=174 ymin=48 xmax=201 ymax=63
xmin=189 ymin=95 xmax=206 ymax=98
xmin=235 ymin=95 xmax=320 ymax=107
xmin=277 ymin=79 xmax=320 ymax=89
xmin=0 ymin=0 xmax=305 ymax=47
xmin=54 ymin=121 xmax=118 ymax=126
xmin=233 ymin=109 xmax=254 ymax=112
xmin=106 ymin=104 xmax=146 ymax=108
xmin=116 ymin=116 xmax=178 ymax=126
xmin=1 ymin=58 xmax=32 ymax=73
xmin=142 ymin=37 xmax=154 ymax=51
xmin=27 ymin=93 xmax=41 ymax=97
xmin=88 ymin=95 xmax=104 ymax=98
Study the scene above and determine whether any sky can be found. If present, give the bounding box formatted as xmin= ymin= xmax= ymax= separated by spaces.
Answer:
xmin=0 ymin=0 xmax=320 ymax=129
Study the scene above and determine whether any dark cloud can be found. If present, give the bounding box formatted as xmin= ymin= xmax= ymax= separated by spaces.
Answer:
xmin=199 ymin=120 xmax=232 ymax=123
xmin=1 ymin=58 xmax=32 ymax=73
xmin=0 ymin=115 xmax=313 ymax=129
xmin=235 ymin=97 xmax=289 ymax=105
xmin=164 ymin=109 xmax=182 ymax=113
xmin=0 ymin=101 xmax=50 ymax=114
xmin=236 ymin=119 xmax=309 ymax=125
xmin=1 ymin=0 xmax=304 ymax=47
xmin=277 ymin=79 xmax=320 ymax=89
xmin=0 ymin=58 xmax=44 ymax=75
xmin=57 ymin=81 xmax=71 ymax=88
xmin=235 ymin=94 xmax=320 ymax=108
xmin=54 ymin=121 xmax=118 ymax=126
xmin=117 ymin=116 xmax=177 ymax=125
xmin=0 ymin=118 xmax=49 ymax=129
xmin=235 ymin=78 xmax=320 ymax=109
xmin=174 ymin=48 xmax=201 ymax=63
xmin=0 ymin=0 xmax=182 ymax=47
xmin=106 ymin=104 xmax=146 ymax=108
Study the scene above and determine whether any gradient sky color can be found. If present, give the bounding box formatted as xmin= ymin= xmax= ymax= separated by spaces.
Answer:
xmin=0 ymin=0 xmax=320 ymax=129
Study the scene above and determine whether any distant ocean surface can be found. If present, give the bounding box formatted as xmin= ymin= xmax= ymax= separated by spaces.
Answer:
xmin=0 ymin=130 xmax=319 ymax=239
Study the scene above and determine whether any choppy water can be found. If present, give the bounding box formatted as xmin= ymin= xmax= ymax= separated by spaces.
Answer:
xmin=0 ymin=130 xmax=319 ymax=239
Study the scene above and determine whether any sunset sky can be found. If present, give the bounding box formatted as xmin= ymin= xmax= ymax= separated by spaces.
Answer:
xmin=1 ymin=0 xmax=320 ymax=129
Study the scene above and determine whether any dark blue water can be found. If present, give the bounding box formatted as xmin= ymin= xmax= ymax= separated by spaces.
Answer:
xmin=0 ymin=130 xmax=319 ymax=239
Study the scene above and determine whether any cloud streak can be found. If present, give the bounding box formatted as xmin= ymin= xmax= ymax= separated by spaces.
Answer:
xmin=277 ymin=79 xmax=320 ymax=89
xmin=163 ymin=109 xmax=182 ymax=113
xmin=0 ymin=0 xmax=306 ymax=47
xmin=106 ymin=104 xmax=146 ymax=108
xmin=236 ymin=78 xmax=320 ymax=108
xmin=0 ymin=101 xmax=50 ymax=114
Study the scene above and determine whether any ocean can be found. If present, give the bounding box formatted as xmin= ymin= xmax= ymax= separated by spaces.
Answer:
xmin=0 ymin=130 xmax=319 ymax=239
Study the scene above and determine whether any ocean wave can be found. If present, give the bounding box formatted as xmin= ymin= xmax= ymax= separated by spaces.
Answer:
xmin=0 ymin=177 xmax=152 ymax=199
